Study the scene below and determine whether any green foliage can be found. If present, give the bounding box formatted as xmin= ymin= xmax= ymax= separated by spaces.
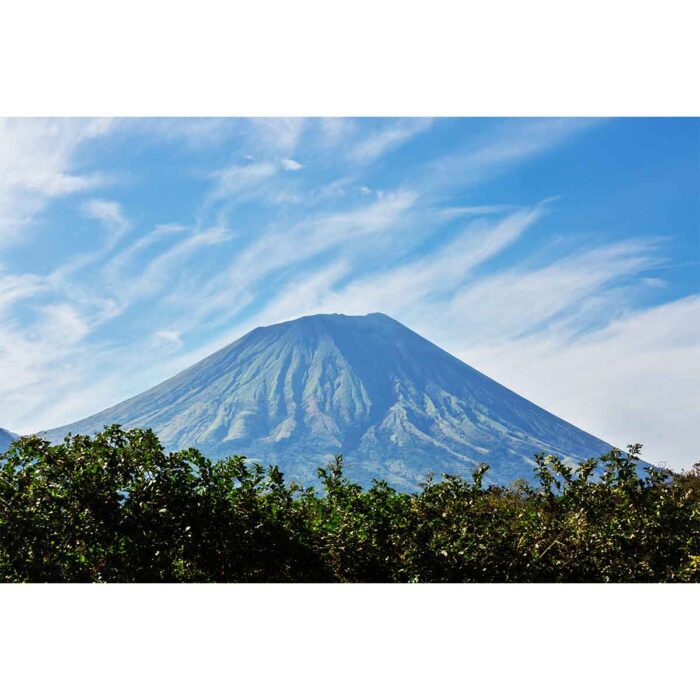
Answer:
xmin=1 ymin=426 xmax=698 ymax=582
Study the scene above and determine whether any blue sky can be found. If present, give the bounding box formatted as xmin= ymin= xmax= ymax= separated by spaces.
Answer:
xmin=0 ymin=117 xmax=698 ymax=468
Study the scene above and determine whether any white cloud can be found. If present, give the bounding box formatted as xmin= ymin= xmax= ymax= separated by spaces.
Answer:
xmin=281 ymin=158 xmax=303 ymax=171
xmin=349 ymin=118 xmax=432 ymax=163
xmin=126 ymin=225 xmax=233 ymax=302
xmin=131 ymin=118 xmax=234 ymax=148
xmin=466 ymin=119 xmax=593 ymax=169
xmin=172 ymin=189 xmax=419 ymax=329
xmin=40 ymin=303 xmax=90 ymax=345
xmin=457 ymin=296 xmax=700 ymax=470
xmin=319 ymin=118 xmax=356 ymax=146
xmin=250 ymin=118 xmax=306 ymax=153
xmin=81 ymin=199 xmax=128 ymax=230
xmin=0 ymin=301 xmax=92 ymax=407
xmin=0 ymin=118 xmax=112 ymax=245
xmin=154 ymin=330 xmax=183 ymax=349
xmin=421 ymin=119 xmax=597 ymax=192
xmin=50 ymin=199 xmax=131 ymax=280
xmin=104 ymin=222 xmax=189 ymax=282
xmin=255 ymin=204 xmax=545 ymax=321
xmin=436 ymin=240 xmax=657 ymax=343
xmin=0 ymin=269 xmax=48 ymax=312
xmin=243 ymin=261 xmax=351 ymax=330
xmin=208 ymin=161 xmax=278 ymax=203
xmin=439 ymin=204 xmax=515 ymax=218
xmin=273 ymin=191 xmax=302 ymax=205
xmin=313 ymin=177 xmax=354 ymax=202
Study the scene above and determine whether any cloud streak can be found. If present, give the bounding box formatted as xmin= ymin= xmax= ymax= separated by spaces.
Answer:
xmin=348 ymin=118 xmax=433 ymax=163
xmin=0 ymin=118 xmax=113 ymax=245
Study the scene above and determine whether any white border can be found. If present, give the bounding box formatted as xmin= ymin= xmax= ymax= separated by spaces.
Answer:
xmin=1 ymin=0 xmax=698 ymax=116
xmin=0 ymin=584 xmax=697 ymax=698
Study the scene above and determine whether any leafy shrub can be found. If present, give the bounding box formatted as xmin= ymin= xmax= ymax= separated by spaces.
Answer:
xmin=1 ymin=426 xmax=698 ymax=582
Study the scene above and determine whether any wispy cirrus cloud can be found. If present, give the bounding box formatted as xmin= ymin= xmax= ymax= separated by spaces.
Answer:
xmin=422 ymin=118 xmax=597 ymax=191
xmin=129 ymin=225 xmax=234 ymax=301
xmin=207 ymin=161 xmax=279 ymax=203
xmin=348 ymin=118 xmax=433 ymax=163
xmin=170 ymin=189 xmax=419 ymax=331
xmin=258 ymin=203 xmax=548 ymax=323
xmin=249 ymin=118 xmax=307 ymax=154
xmin=0 ymin=118 xmax=113 ymax=245
xmin=459 ymin=295 xmax=700 ymax=470
xmin=0 ymin=269 xmax=49 ymax=312
xmin=436 ymin=239 xmax=659 ymax=343
xmin=104 ymin=223 xmax=189 ymax=282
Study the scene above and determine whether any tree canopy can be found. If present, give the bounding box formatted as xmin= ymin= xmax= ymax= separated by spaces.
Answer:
xmin=1 ymin=426 xmax=698 ymax=582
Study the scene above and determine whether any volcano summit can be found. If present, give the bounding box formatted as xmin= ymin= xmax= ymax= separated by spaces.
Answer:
xmin=42 ymin=313 xmax=614 ymax=488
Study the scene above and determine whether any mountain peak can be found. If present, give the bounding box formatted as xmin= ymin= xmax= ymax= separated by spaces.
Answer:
xmin=258 ymin=311 xmax=401 ymax=329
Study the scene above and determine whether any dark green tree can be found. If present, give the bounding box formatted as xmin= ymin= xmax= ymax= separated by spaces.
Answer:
xmin=1 ymin=426 xmax=698 ymax=583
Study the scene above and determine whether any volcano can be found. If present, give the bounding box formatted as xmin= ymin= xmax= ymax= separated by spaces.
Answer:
xmin=42 ymin=312 xmax=615 ymax=488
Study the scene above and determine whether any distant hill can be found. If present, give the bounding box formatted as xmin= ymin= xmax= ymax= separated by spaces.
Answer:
xmin=42 ymin=312 xmax=616 ymax=488
xmin=0 ymin=428 xmax=17 ymax=453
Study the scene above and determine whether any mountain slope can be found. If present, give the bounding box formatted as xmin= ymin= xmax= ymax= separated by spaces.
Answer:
xmin=42 ymin=313 xmax=616 ymax=488
xmin=0 ymin=428 xmax=18 ymax=453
